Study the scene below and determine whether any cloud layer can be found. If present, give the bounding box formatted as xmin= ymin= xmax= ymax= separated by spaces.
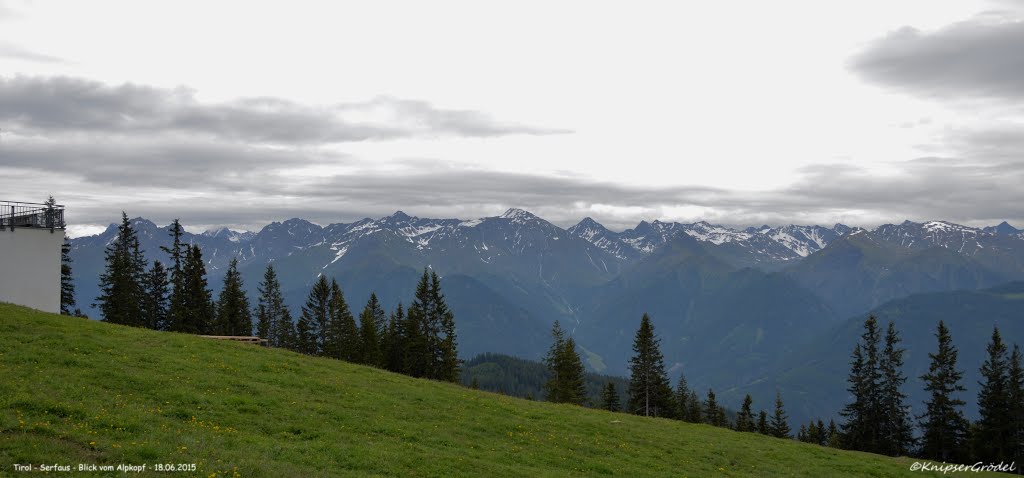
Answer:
xmin=0 ymin=76 xmax=568 ymax=144
xmin=2 ymin=73 xmax=1021 ymax=235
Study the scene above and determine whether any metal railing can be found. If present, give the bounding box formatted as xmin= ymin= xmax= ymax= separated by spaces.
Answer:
xmin=1 ymin=200 xmax=66 ymax=232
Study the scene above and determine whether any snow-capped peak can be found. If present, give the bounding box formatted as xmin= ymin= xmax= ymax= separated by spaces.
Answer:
xmin=500 ymin=208 xmax=540 ymax=223
xmin=386 ymin=210 xmax=412 ymax=221
xmin=568 ymin=217 xmax=610 ymax=242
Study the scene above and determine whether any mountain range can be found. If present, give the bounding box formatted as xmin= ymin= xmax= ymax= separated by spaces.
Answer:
xmin=67 ymin=209 xmax=1024 ymax=424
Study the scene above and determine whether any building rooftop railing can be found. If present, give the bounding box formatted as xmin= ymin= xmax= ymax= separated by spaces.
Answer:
xmin=1 ymin=200 xmax=65 ymax=232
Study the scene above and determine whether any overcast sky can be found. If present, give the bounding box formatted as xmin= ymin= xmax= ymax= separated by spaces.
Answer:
xmin=1 ymin=0 xmax=1022 ymax=237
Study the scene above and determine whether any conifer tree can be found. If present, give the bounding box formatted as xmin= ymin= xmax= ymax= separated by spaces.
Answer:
xmin=295 ymin=311 xmax=316 ymax=355
xmin=255 ymin=264 xmax=290 ymax=347
xmin=1007 ymin=344 xmax=1024 ymax=470
xmin=402 ymin=269 xmax=459 ymax=381
xmin=277 ymin=309 xmax=296 ymax=350
xmin=43 ymin=196 xmax=58 ymax=228
xmin=404 ymin=270 xmax=433 ymax=378
xmin=975 ymin=327 xmax=1012 ymax=463
xmin=160 ymin=219 xmax=186 ymax=331
xmin=401 ymin=272 xmax=430 ymax=380
xmin=383 ymin=303 xmax=406 ymax=373
xmin=543 ymin=321 xmax=567 ymax=401
xmin=324 ymin=279 xmax=359 ymax=361
xmin=60 ymin=238 xmax=76 ymax=315
xmin=879 ymin=321 xmax=914 ymax=456
xmin=815 ymin=419 xmax=827 ymax=446
xmin=757 ymin=411 xmax=769 ymax=435
xmin=797 ymin=424 xmax=808 ymax=443
xmin=175 ymin=245 xmax=214 ymax=334
xmin=804 ymin=420 xmax=821 ymax=445
xmin=214 ymin=258 xmax=251 ymax=336
xmin=558 ymin=337 xmax=588 ymax=405
xmin=841 ymin=315 xmax=883 ymax=453
xmin=674 ymin=374 xmax=696 ymax=422
xmin=685 ymin=391 xmax=703 ymax=423
xmin=95 ymin=212 xmax=146 ymax=326
xmin=600 ymin=382 xmax=621 ymax=412
xmin=769 ymin=392 xmax=792 ymax=439
xmin=358 ymin=293 xmax=386 ymax=366
xmin=470 ymin=377 xmax=480 ymax=390
xmin=735 ymin=394 xmax=756 ymax=432
xmin=627 ymin=313 xmax=674 ymax=417
xmin=542 ymin=321 xmax=586 ymax=404
xmin=141 ymin=260 xmax=169 ymax=330
xmin=301 ymin=275 xmax=331 ymax=355
xmin=918 ymin=321 xmax=969 ymax=462
xmin=827 ymin=420 xmax=841 ymax=448
xmin=431 ymin=271 xmax=460 ymax=382
xmin=703 ymin=389 xmax=726 ymax=427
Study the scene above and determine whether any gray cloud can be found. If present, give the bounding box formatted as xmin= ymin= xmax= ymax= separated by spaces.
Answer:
xmin=6 ymin=129 xmax=1019 ymax=233
xmin=0 ymin=43 xmax=65 ymax=63
xmin=850 ymin=13 xmax=1024 ymax=100
xmin=3 ymin=74 xmax=1018 ymax=235
xmin=0 ymin=76 xmax=569 ymax=144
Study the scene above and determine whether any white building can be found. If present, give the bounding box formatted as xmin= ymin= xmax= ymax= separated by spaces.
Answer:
xmin=0 ymin=200 xmax=65 ymax=313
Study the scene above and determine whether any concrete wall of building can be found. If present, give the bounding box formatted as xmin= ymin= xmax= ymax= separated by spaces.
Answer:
xmin=0 ymin=227 xmax=64 ymax=313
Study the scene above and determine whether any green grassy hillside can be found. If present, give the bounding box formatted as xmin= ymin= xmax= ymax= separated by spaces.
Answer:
xmin=0 ymin=304 xmax=1002 ymax=477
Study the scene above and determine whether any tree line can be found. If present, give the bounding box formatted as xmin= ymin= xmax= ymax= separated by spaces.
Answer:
xmin=831 ymin=315 xmax=1024 ymax=466
xmin=542 ymin=310 xmax=1024 ymax=468
xmin=93 ymin=213 xmax=460 ymax=382
xmin=542 ymin=313 xmax=795 ymax=438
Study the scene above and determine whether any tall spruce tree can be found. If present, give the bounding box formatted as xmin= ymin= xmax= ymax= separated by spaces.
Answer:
xmin=558 ymin=338 xmax=588 ymax=405
xmin=294 ymin=310 xmax=316 ymax=355
xmin=1007 ymin=344 xmax=1024 ymax=470
xmin=327 ymin=280 xmax=360 ymax=362
xmin=431 ymin=271 xmax=460 ymax=383
xmin=404 ymin=270 xmax=433 ymax=378
xmin=383 ymin=303 xmax=406 ymax=373
xmin=255 ymin=264 xmax=290 ymax=347
xmin=214 ymin=258 xmax=252 ymax=336
xmin=685 ymin=391 xmax=703 ymax=423
xmin=95 ymin=212 xmax=146 ymax=326
xmin=827 ymin=420 xmax=841 ymax=448
xmin=601 ymin=382 xmax=621 ymax=412
xmin=402 ymin=269 xmax=459 ymax=381
xmin=140 ymin=261 xmax=170 ymax=330
xmin=879 ymin=321 xmax=914 ymax=456
xmin=301 ymin=275 xmax=331 ymax=355
xmin=975 ymin=327 xmax=1013 ymax=463
xmin=704 ymin=389 xmax=727 ymax=427
xmin=358 ymin=293 xmax=386 ymax=366
xmin=60 ymin=238 xmax=76 ymax=315
xmin=277 ymin=309 xmax=296 ymax=351
xmin=674 ymin=374 xmax=695 ymax=422
xmin=841 ymin=315 xmax=883 ymax=453
xmin=769 ymin=392 xmax=792 ymax=439
xmin=805 ymin=420 xmax=823 ymax=445
xmin=160 ymin=219 xmax=186 ymax=331
xmin=176 ymin=245 xmax=214 ymax=334
xmin=757 ymin=411 xmax=769 ymax=435
xmin=918 ymin=321 xmax=969 ymax=462
xmin=543 ymin=321 xmax=566 ymax=401
xmin=735 ymin=394 xmax=756 ymax=432
xmin=627 ymin=313 xmax=674 ymax=417
xmin=542 ymin=321 xmax=587 ymax=405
